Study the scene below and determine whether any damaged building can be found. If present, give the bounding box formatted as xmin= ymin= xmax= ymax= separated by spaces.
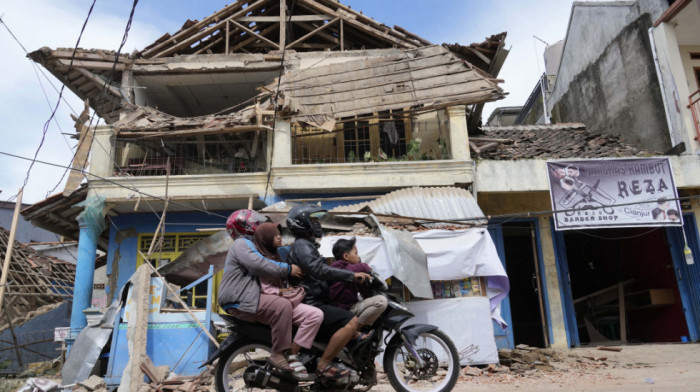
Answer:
xmin=477 ymin=0 xmax=700 ymax=349
xmin=24 ymin=0 xmax=514 ymax=385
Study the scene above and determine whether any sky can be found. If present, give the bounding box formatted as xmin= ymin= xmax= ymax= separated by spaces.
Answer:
xmin=0 ymin=0 xmax=578 ymax=204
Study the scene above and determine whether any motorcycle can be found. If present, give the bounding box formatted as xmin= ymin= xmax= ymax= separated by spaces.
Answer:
xmin=204 ymin=273 xmax=460 ymax=392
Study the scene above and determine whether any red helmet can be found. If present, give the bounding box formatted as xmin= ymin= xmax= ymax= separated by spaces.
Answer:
xmin=226 ymin=209 xmax=268 ymax=239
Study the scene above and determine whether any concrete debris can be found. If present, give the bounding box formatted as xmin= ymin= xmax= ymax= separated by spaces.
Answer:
xmin=462 ymin=366 xmax=483 ymax=377
xmin=597 ymin=346 xmax=623 ymax=352
xmin=496 ymin=345 xmax=558 ymax=373
xmin=78 ymin=375 xmax=107 ymax=391
xmin=141 ymin=366 xmax=214 ymax=392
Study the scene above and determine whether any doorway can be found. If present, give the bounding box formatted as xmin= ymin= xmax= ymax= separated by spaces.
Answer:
xmin=501 ymin=222 xmax=548 ymax=348
xmin=562 ymin=227 xmax=689 ymax=344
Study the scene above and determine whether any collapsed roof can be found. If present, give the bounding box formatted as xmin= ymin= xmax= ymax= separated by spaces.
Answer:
xmin=28 ymin=0 xmax=507 ymax=126
xmin=113 ymin=45 xmax=505 ymax=135
xmin=0 ymin=228 xmax=75 ymax=331
xmin=474 ymin=123 xmax=655 ymax=160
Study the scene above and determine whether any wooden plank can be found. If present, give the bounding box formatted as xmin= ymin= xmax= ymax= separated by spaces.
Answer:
xmin=229 ymin=20 xmax=280 ymax=49
xmin=74 ymin=68 xmax=122 ymax=97
xmin=279 ymin=0 xmax=286 ymax=48
xmin=287 ymin=17 xmax=339 ymax=49
xmin=117 ymin=125 xmax=271 ymax=138
xmin=228 ymin=23 xmax=280 ymax=53
xmin=140 ymin=356 xmax=161 ymax=383
xmin=469 ymin=137 xmax=512 ymax=143
xmin=141 ymin=1 xmax=247 ymax=57
xmin=340 ymin=18 xmax=344 ymax=51
xmin=298 ymin=0 xmax=415 ymax=49
xmin=57 ymin=59 xmax=127 ymax=71
xmin=63 ymin=99 xmax=95 ymax=196
xmin=237 ymin=14 xmax=331 ymax=22
xmin=48 ymin=49 xmax=127 ymax=62
xmin=139 ymin=251 xmax=220 ymax=348
xmin=281 ymin=69 xmax=490 ymax=108
xmin=293 ymin=21 xmax=339 ymax=45
xmin=150 ymin=1 xmax=269 ymax=58
xmin=225 ymin=20 xmax=230 ymax=54
xmin=394 ymin=25 xmax=432 ymax=45
xmin=618 ymin=282 xmax=627 ymax=343
xmin=0 ymin=188 xmax=23 ymax=311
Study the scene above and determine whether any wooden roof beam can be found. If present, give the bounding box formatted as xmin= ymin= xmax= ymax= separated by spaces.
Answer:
xmin=56 ymin=59 xmax=126 ymax=71
xmin=150 ymin=0 xmax=270 ymax=58
xmin=293 ymin=20 xmax=340 ymax=45
xmin=229 ymin=19 xmax=280 ymax=49
xmin=297 ymin=0 xmax=415 ymax=49
xmin=228 ymin=23 xmax=280 ymax=53
xmin=287 ymin=17 xmax=339 ymax=49
xmin=74 ymin=68 xmax=123 ymax=98
xmin=237 ymin=14 xmax=332 ymax=22
xmin=141 ymin=0 xmax=250 ymax=57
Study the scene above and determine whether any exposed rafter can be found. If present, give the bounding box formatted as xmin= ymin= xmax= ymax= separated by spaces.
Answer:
xmin=137 ymin=0 xmax=430 ymax=57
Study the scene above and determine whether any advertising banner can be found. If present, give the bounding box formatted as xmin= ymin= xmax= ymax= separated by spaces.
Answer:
xmin=547 ymin=158 xmax=682 ymax=230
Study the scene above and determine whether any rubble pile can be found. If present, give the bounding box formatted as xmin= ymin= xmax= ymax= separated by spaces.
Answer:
xmin=496 ymin=344 xmax=558 ymax=373
xmin=139 ymin=361 xmax=214 ymax=392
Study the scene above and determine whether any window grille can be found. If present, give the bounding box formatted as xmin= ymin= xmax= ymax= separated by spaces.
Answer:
xmin=291 ymin=111 xmax=451 ymax=164
xmin=113 ymin=132 xmax=266 ymax=177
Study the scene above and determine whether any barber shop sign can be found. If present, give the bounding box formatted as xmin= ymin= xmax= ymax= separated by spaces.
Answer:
xmin=546 ymin=157 xmax=682 ymax=230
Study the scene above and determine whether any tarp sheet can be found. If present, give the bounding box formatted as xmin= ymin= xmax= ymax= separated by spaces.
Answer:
xmin=319 ymin=227 xmax=509 ymax=326
xmin=406 ymin=297 xmax=499 ymax=365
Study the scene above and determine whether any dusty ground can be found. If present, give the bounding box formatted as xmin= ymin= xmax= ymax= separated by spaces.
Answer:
xmin=375 ymin=343 xmax=700 ymax=392
xmin=4 ymin=343 xmax=699 ymax=391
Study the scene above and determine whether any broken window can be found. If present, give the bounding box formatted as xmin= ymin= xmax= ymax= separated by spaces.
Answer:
xmin=291 ymin=110 xmax=451 ymax=164
xmin=113 ymin=131 xmax=266 ymax=176
xmin=138 ymin=233 xmax=214 ymax=309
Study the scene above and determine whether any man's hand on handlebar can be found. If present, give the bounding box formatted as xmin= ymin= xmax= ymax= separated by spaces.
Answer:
xmin=354 ymin=272 xmax=372 ymax=284
xmin=290 ymin=264 xmax=305 ymax=278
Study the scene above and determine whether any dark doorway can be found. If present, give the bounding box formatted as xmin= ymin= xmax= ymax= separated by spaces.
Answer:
xmin=502 ymin=222 xmax=547 ymax=348
xmin=563 ymin=228 xmax=689 ymax=344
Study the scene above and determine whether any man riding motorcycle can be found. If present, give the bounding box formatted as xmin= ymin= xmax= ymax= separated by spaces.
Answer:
xmin=285 ymin=204 xmax=372 ymax=379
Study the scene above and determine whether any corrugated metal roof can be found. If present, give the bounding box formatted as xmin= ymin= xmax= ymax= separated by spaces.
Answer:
xmin=330 ymin=186 xmax=485 ymax=225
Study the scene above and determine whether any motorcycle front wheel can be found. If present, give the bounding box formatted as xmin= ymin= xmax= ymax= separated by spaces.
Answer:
xmin=215 ymin=341 xmax=272 ymax=392
xmin=384 ymin=329 xmax=460 ymax=392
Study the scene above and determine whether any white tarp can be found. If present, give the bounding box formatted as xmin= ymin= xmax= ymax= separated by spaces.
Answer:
xmin=406 ymin=297 xmax=499 ymax=365
xmin=319 ymin=228 xmax=509 ymax=326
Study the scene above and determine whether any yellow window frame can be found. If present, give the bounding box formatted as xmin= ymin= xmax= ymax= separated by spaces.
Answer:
xmin=136 ymin=232 xmax=223 ymax=310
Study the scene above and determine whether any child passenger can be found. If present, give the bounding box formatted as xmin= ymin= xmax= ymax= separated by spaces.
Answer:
xmin=329 ymin=238 xmax=388 ymax=336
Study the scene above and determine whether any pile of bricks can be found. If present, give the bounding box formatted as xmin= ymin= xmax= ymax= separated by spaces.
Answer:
xmin=497 ymin=344 xmax=557 ymax=373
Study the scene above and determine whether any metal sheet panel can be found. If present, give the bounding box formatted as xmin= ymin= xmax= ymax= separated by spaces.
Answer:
xmin=330 ymin=186 xmax=486 ymax=226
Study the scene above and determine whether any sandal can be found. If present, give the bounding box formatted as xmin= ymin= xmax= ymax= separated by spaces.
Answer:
xmin=286 ymin=354 xmax=310 ymax=380
xmin=354 ymin=329 xmax=375 ymax=343
xmin=315 ymin=363 xmax=351 ymax=380
xmin=268 ymin=355 xmax=308 ymax=380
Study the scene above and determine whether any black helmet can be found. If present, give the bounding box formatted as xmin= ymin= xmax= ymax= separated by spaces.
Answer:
xmin=286 ymin=204 xmax=327 ymax=238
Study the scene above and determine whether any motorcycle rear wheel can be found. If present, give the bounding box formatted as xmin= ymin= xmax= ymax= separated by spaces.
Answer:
xmin=215 ymin=341 xmax=273 ymax=392
xmin=384 ymin=329 xmax=460 ymax=392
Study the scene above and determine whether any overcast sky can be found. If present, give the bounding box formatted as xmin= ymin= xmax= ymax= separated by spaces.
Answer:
xmin=0 ymin=0 xmax=577 ymax=204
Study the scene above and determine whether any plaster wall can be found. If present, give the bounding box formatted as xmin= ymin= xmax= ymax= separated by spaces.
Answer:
xmin=550 ymin=1 xmax=668 ymax=106
xmin=550 ymin=13 xmax=670 ymax=151
xmin=476 ymin=155 xmax=700 ymax=194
